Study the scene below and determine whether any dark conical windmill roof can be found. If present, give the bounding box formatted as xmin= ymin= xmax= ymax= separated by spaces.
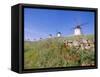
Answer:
xmin=57 ymin=32 xmax=61 ymax=34
xmin=75 ymin=25 xmax=81 ymax=29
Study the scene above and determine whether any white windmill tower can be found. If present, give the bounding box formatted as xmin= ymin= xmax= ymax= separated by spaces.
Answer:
xmin=73 ymin=23 xmax=88 ymax=36
xmin=74 ymin=25 xmax=82 ymax=36
xmin=56 ymin=32 xmax=62 ymax=37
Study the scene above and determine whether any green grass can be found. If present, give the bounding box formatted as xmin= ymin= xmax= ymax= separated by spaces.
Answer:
xmin=24 ymin=35 xmax=95 ymax=69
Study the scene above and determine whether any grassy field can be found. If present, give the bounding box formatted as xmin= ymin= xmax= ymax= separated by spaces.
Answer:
xmin=24 ymin=35 xmax=95 ymax=69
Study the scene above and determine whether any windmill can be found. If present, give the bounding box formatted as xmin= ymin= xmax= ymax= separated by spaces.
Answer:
xmin=56 ymin=32 xmax=62 ymax=37
xmin=73 ymin=23 xmax=88 ymax=36
xmin=48 ymin=34 xmax=52 ymax=38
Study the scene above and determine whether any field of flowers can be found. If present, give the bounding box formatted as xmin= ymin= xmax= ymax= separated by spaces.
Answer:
xmin=24 ymin=35 xmax=95 ymax=69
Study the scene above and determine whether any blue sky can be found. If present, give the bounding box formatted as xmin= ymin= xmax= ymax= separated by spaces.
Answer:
xmin=24 ymin=8 xmax=95 ymax=40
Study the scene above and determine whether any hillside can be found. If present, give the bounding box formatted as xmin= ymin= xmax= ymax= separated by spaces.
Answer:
xmin=24 ymin=34 xmax=95 ymax=69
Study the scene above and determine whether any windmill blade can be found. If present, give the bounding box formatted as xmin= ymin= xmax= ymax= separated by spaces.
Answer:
xmin=72 ymin=27 xmax=76 ymax=29
xmin=79 ymin=22 xmax=88 ymax=26
xmin=70 ymin=26 xmax=76 ymax=30
xmin=73 ymin=17 xmax=80 ymax=25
